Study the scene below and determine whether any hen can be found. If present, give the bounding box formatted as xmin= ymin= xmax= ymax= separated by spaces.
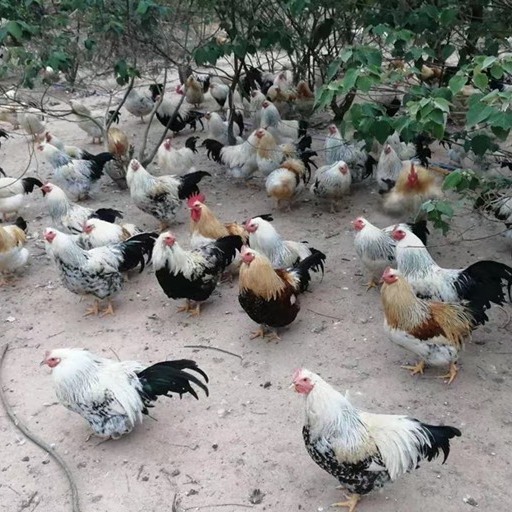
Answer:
xmin=152 ymin=231 xmax=243 ymax=315
xmin=260 ymin=100 xmax=307 ymax=143
xmin=41 ymin=182 xmax=122 ymax=234
xmin=43 ymin=132 xmax=93 ymax=160
xmin=157 ymin=136 xmax=198 ymax=175
xmin=375 ymin=143 xmax=403 ymax=193
xmin=209 ymin=82 xmax=230 ymax=110
xmin=0 ymin=217 xmax=29 ymax=284
xmin=77 ymin=218 xmax=139 ymax=249
xmin=153 ymin=90 xmax=204 ymax=134
xmin=310 ymin=161 xmax=352 ymax=212
xmin=205 ymin=111 xmax=242 ymax=145
xmin=238 ymin=246 xmax=325 ymax=340
xmin=0 ymin=172 xmax=42 ymax=221
xmin=44 ymin=227 xmax=155 ymax=316
xmin=184 ymin=75 xmax=205 ymax=107
xmin=392 ymin=227 xmax=512 ymax=308
xmin=124 ymin=88 xmax=155 ymax=122
xmin=352 ymin=217 xmax=429 ymax=288
xmin=293 ymin=368 xmax=461 ymax=512
xmin=125 ymin=159 xmax=210 ymax=228
xmin=266 ymin=158 xmax=307 ymax=210
xmin=381 ymin=267 xmax=488 ymax=383
xmin=42 ymin=348 xmax=208 ymax=440
xmin=245 ymin=216 xmax=313 ymax=268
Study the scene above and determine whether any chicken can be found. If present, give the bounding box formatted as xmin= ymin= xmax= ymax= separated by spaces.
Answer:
xmin=205 ymin=111 xmax=241 ymax=145
xmin=381 ymin=267 xmax=488 ymax=383
xmin=385 ymin=132 xmax=416 ymax=161
xmin=125 ymin=159 xmax=210 ymax=228
xmin=292 ymin=368 xmax=461 ymax=512
xmin=184 ymin=75 xmax=205 ymax=107
xmin=209 ymin=82 xmax=230 ymax=109
xmin=41 ymin=348 xmax=208 ymax=440
xmin=261 ymin=100 xmax=307 ymax=143
xmin=37 ymin=142 xmax=113 ymax=200
xmin=294 ymin=80 xmax=315 ymax=118
xmin=383 ymin=163 xmax=442 ymax=217
xmin=157 ymin=136 xmax=198 ymax=175
xmin=0 ymin=173 xmax=42 ymax=221
xmin=77 ymin=218 xmax=139 ymax=249
xmin=266 ymin=158 xmax=307 ymax=210
xmin=40 ymin=182 xmax=122 ymax=233
xmin=107 ymin=127 xmax=129 ymax=158
xmin=202 ymin=131 xmax=258 ymax=180
xmin=474 ymin=190 xmax=512 ymax=243
xmin=253 ymin=128 xmax=284 ymax=176
xmin=392 ymin=227 xmax=512 ymax=308
xmin=153 ymin=91 xmax=204 ymax=134
xmin=19 ymin=110 xmax=46 ymax=138
xmin=324 ymin=125 xmax=375 ymax=183
xmin=375 ymin=144 xmax=403 ymax=193
xmin=250 ymin=90 xmax=266 ymax=128
xmin=238 ymin=246 xmax=325 ymax=340
xmin=69 ymin=100 xmax=116 ymax=144
xmin=152 ymin=231 xmax=243 ymax=315
xmin=0 ymin=217 xmax=29 ymax=284
xmin=43 ymin=132 xmax=93 ymax=160
xmin=266 ymin=85 xmax=293 ymax=118
xmin=352 ymin=217 xmax=429 ymax=288
xmin=310 ymin=161 xmax=352 ymax=212
xmin=245 ymin=216 xmax=313 ymax=268
xmin=124 ymin=88 xmax=155 ymax=122
xmin=44 ymin=227 xmax=155 ymax=316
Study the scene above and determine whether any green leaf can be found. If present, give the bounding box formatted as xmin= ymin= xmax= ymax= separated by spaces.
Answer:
xmin=448 ymin=74 xmax=467 ymax=95
xmin=342 ymin=67 xmax=359 ymax=91
xmin=466 ymin=103 xmax=493 ymax=126
xmin=481 ymin=56 xmax=497 ymax=70
xmin=356 ymin=75 xmax=374 ymax=93
xmin=490 ymin=63 xmax=503 ymax=80
xmin=442 ymin=171 xmax=462 ymax=190
xmin=6 ymin=21 xmax=23 ymax=42
xmin=441 ymin=44 xmax=456 ymax=61
xmin=436 ymin=201 xmax=454 ymax=216
xmin=473 ymin=72 xmax=488 ymax=90
xmin=339 ymin=48 xmax=353 ymax=63
xmin=372 ymin=119 xmax=393 ymax=143
xmin=326 ymin=58 xmax=341 ymax=82
xmin=470 ymin=134 xmax=492 ymax=156
xmin=428 ymin=108 xmax=445 ymax=125
xmin=433 ymin=97 xmax=450 ymax=113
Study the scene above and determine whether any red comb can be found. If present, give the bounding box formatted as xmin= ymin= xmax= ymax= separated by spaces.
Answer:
xmin=187 ymin=192 xmax=205 ymax=208
xmin=292 ymin=368 xmax=303 ymax=381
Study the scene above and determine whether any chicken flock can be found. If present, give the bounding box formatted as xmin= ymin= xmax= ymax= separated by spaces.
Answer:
xmin=1 ymin=68 xmax=512 ymax=512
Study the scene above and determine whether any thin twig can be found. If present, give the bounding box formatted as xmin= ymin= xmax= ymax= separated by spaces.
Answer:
xmin=306 ymin=309 xmax=342 ymax=321
xmin=185 ymin=504 xmax=254 ymax=511
xmin=0 ymin=344 xmax=81 ymax=512
xmin=184 ymin=345 xmax=243 ymax=360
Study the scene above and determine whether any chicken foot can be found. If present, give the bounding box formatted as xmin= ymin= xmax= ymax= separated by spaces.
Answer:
xmin=331 ymin=493 xmax=360 ymax=512
xmin=437 ymin=362 xmax=459 ymax=384
xmin=177 ymin=300 xmax=201 ymax=316
xmin=401 ymin=360 xmax=426 ymax=376
xmin=250 ymin=325 xmax=281 ymax=342
xmin=365 ymin=279 xmax=379 ymax=290
xmin=100 ymin=301 xmax=115 ymax=317
xmin=84 ymin=300 xmax=100 ymax=317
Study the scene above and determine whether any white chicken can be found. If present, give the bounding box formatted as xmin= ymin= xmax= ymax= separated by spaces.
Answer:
xmin=375 ymin=143 xmax=404 ymax=193
xmin=0 ymin=173 xmax=42 ymax=221
xmin=19 ymin=110 xmax=46 ymax=138
xmin=250 ymin=90 xmax=266 ymax=128
xmin=385 ymin=131 xmax=416 ymax=160
xmin=209 ymin=82 xmax=230 ymax=109
xmin=124 ymin=88 xmax=155 ymax=122
xmin=310 ymin=161 xmax=352 ymax=212
xmin=43 ymin=132 xmax=92 ymax=160
xmin=245 ymin=216 xmax=313 ymax=268
xmin=41 ymin=348 xmax=208 ymax=439
xmin=0 ymin=217 xmax=29 ymax=284
xmin=260 ymin=100 xmax=307 ymax=143
xmin=76 ymin=218 xmax=139 ymax=249
xmin=205 ymin=111 xmax=241 ymax=145
xmin=69 ymin=100 xmax=107 ymax=144
xmin=157 ymin=136 xmax=198 ymax=175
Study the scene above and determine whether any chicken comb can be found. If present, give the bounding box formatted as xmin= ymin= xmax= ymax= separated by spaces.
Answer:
xmin=187 ymin=192 xmax=206 ymax=208
xmin=292 ymin=368 xmax=303 ymax=381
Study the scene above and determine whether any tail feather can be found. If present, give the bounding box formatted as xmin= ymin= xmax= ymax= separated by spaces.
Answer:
xmin=408 ymin=220 xmax=430 ymax=245
xmin=456 ymin=260 xmax=512 ymax=308
xmin=202 ymin=139 xmax=224 ymax=163
xmin=185 ymin=136 xmax=199 ymax=153
xmin=92 ymin=208 xmax=124 ymax=223
xmin=298 ymin=120 xmax=308 ymax=138
xmin=14 ymin=217 xmax=27 ymax=232
xmin=419 ymin=422 xmax=461 ymax=463
xmin=22 ymin=177 xmax=43 ymax=193
xmin=291 ymin=248 xmax=326 ymax=292
xmin=137 ymin=359 xmax=209 ymax=410
xmin=117 ymin=232 xmax=157 ymax=273
xmin=177 ymin=171 xmax=211 ymax=200
xmin=211 ymin=235 xmax=244 ymax=268
xmin=87 ymin=152 xmax=114 ymax=181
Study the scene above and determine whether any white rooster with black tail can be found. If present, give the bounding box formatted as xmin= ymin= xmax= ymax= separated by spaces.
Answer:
xmin=41 ymin=348 xmax=208 ymax=440
xmin=292 ymin=368 xmax=461 ymax=512
xmin=44 ymin=227 xmax=156 ymax=316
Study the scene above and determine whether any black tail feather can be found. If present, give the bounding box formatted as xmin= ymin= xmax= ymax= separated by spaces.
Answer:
xmin=92 ymin=208 xmax=124 ymax=223
xmin=87 ymin=152 xmax=115 ymax=181
xmin=22 ymin=177 xmax=43 ymax=193
xmin=256 ymin=213 xmax=274 ymax=222
xmin=419 ymin=422 xmax=461 ymax=463
xmin=408 ymin=220 xmax=430 ymax=245
xmin=292 ymin=248 xmax=326 ymax=293
xmin=137 ymin=359 xmax=209 ymax=411
xmin=14 ymin=217 xmax=27 ymax=232
xmin=298 ymin=120 xmax=308 ymax=138
xmin=177 ymin=171 xmax=211 ymax=200
xmin=212 ymin=235 xmax=244 ymax=268
xmin=117 ymin=232 xmax=157 ymax=273
xmin=185 ymin=136 xmax=199 ymax=153
xmin=202 ymin=138 xmax=224 ymax=163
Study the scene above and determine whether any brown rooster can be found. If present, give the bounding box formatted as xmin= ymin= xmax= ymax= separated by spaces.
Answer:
xmin=380 ymin=267 xmax=488 ymax=383
xmin=0 ymin=217 xmax=29 ymax=284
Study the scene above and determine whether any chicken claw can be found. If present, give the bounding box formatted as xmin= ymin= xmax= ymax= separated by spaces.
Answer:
xmin=250 ymin=326 xmax=280 ymax=342
xmin=100 ymin=302 xmax=115 ymax=317
xmin=177 ymin=300 xmax=192 ymax=314
xmin=188 ymin=302 xmax=201 ymax=317
xmin=84 ymin=300 xmax=100 ymax=317
xmin=438 ymin=362 xmax=459 ymax=384
xmin=365 ymin=279 xmax=378 ymax=290
xmin=331 ymin=493 xmax=360 ymax=512
xmin=401 ymin=360 xmax=426 ymax=376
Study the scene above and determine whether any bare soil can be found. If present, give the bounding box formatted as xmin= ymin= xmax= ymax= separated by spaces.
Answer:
xmin=1 ymin=86 xmax=511 ymax=512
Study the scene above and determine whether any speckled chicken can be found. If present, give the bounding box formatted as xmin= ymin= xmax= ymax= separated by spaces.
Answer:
xmin=310 ymin=161 xmax=351 ymax=212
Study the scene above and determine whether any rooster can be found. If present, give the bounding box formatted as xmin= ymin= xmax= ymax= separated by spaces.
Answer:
xmin=0 ymin=217 xmax=29 ymax=284
xmin=124 ymin=88 xmax=155 ymax=122
xmin=43 ymin=132 xmax=93 ymax=160
xmin=392 ymin=227 xmax=512 ymax=308
xmin=292 ymin=368 xmax=461 ymax=512
xmin=381 ymin=267 xmax=488 ymax=383
xmin=41 ymin=348 xmax=208 ymax=440
xmin=125 ymin=159 xmax=210 ymax=229
xmin=184 ymin=75 xmax=205 ymax=107
xmin=383 ymin=163 xmax=442 ymax=217
xmin=41 ymin=182 xmax=122 ymax=234
xmin=37 ymin=142 xmax=113 ymax=200
xmin=77 ymin=218 xmax=139 ymax=249
xmin=209 ymin=82 xmax=230 ymax=109
xmin=107 ymin=127 xmax=129 ymax=158
xmin=153 ymin=231 xmax=243 ymax=315
xmin=245 ymin=216 xmax=313 ymax=268
xmin=153 ymin=91 xmax=204 ymax=134
xmin=266 ymin=158 xmax=307 ymax=210
xmin=205 ymin=111 xmax=242 ymax=145
xmin=157 ymin=136 xmax=198 ymax=175
xmin=310 ymin=161 xmax=352 ymax=212
xmin=375 ymin=143 xmax=403 ymax=193
xmin=238 ymin=246 xmax=325 ymax=340
xmin=44 ymin=227 xmax=155 ymax=316
xmin=0 ymin=172 xmax=42 ymax=221
xmin=352 ymin=217 xmax=429 ymax=288
xmin=294 ymin=80 xmax=315 ymax=119
xmin=324 ymin=125 xmax=376 ymax=184
xmin=260 ymin=100 xmax=307 ymax=143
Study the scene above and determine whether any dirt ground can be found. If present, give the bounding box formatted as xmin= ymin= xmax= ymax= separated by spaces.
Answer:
xmin=1 ymin=84 xmax=511 ymax=512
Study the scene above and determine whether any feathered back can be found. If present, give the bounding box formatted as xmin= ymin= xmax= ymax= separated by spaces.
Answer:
xmin=0 ymin=224 xmax=26 ymax=252
xmin=256 ymin=130 xmax=277 ymax=159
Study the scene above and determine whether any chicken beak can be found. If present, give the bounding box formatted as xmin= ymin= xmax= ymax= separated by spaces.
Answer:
xmin=39 ymin=358 xmax=47 ymax=367
xmin=289 ymin=382 xmax=296 ymax=390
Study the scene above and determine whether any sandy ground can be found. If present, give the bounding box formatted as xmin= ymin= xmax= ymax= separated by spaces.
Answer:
xmin=1 ymin=85 xmax=512 ymax=512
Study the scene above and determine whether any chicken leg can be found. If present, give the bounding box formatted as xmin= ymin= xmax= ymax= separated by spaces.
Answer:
xmin=84 ymin=300 xmax=100 ymax=317
xmin=365 ymin=279 xmax=378 ymax=290
xmin=177 ymin=300 xmax=192 ymax=314
xmin=100 ymin=301 xmax=115 ymax=317
xmin=401 ymin=360 xmax=426 ymax=376
xmin=438 ymin=362 xmax=459 ymax=384
xmin=331 ymin=493 xmax=360 ymax=512
xmin=188 ymin=302 xmax=201 ymax=317
xmin=250 ymin=325 xmax=281 ymax=342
